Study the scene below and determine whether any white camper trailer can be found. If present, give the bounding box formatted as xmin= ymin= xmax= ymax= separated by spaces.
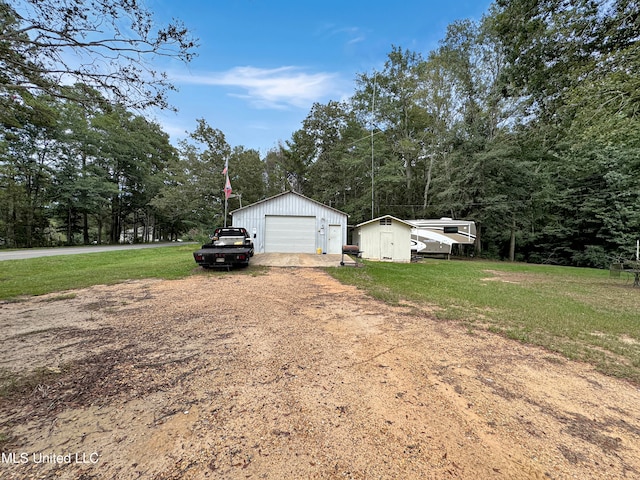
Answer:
xmin=408 ymin=218 xmax=476 ymax=258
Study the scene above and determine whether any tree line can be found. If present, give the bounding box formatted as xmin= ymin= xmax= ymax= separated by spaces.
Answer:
xmin=1 ymin=0 xmax=638 ymax=267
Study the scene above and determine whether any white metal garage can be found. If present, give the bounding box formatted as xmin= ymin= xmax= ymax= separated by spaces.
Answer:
xmin=265 ymin=216 xmax=315 ymax=253
xmin=231 ymin=191 xmax=348 ymax=254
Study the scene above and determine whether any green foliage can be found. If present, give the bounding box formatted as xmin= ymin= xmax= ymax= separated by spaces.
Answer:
xmin=489 ymin=0 xmax=640 ymax=266
xmin=290 ymin=101 xmax=371 ymax=221
xmin=0 ymin=0 xmax=196 ymax=110
xmin=2 ymin=0 xmax=638 ymax=267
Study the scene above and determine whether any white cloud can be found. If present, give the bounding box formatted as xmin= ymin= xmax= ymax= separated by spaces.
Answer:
xmin=316 ymin=24 xmax=367 ymax=46
xmin=171 ymin=66 xmax=342 ymax=109
xmin=148 ymin=109 xmax=193 ymax=142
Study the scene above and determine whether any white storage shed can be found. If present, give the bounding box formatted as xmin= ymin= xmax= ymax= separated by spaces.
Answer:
xmin=231 ymin=191 xmax=348 ymax=254
xmin=355 ymin=215 xmax=413 ymax=263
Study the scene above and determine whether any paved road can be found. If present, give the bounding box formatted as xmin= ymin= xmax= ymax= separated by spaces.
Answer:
xmin=0 ymin=243 xmax=194 ymax=261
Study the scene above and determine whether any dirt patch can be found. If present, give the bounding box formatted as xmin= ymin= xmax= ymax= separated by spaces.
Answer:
xmin=481 ymin=269 xmax=543 ymax=284
xmin=1 ymin=269 xmax=640 ymax=479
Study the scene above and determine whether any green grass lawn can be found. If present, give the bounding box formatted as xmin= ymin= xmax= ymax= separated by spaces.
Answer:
xmin=0 ymin=246 xmax=270 ymax=300
xmin=0 ymin=245 xmax=207 ymax=299
xmin=327 ymin=259 xmax=640 ymax=383
xmin=1 ymin=249 xmax=638 ymax=383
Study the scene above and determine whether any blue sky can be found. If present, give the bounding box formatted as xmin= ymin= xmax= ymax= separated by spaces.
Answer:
xmin=150 ymin=0 xmax=494 ymax=154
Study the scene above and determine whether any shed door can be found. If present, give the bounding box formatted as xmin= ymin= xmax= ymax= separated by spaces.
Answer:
xmin=380 ymin=231 xmax=394 ymax=260
xmin=265 ymin=216 xmax=316 ymax=253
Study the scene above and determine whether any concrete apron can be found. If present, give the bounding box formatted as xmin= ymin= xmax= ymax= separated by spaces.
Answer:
xmin=250 ymin=253 xmax=343 ymax=267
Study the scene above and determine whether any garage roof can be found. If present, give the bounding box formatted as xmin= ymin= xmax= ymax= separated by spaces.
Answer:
xmin=231 ymin=190 xmax=348 ymax=216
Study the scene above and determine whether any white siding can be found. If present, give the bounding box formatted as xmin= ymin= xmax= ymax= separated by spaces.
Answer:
xmin=231 ymin=192 xmax=347 ymax=254
xmin=355 ymin=216 xmax=411 ymax=263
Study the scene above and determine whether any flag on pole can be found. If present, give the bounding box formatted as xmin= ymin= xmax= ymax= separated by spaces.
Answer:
xmin=224 ymin=175 xmax=232 ymax=199
xmin=222 ymin=158 xmax=228 ymax=176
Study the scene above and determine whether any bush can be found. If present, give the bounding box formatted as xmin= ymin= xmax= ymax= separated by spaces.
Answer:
xmin=572 ymin=245 xmax=608 ymax=269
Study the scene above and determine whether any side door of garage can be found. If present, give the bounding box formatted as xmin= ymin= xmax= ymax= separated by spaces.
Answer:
xmin=265 ymin=216 xmax=316 ymax=253
xmin=327 ymin=224 xmax=342 ymax=254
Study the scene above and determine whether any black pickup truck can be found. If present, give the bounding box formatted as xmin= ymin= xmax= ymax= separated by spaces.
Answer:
xmin=193 ymin=227 xmax=254 ymax=268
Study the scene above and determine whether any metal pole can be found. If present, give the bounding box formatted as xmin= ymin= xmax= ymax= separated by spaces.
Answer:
xmin=224 ymin=196 xmax=228 ymax=227
xmin=371 ymin=72 xmax=376 ymax=219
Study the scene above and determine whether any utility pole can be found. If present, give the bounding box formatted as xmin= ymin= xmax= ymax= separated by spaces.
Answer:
xmin=371 ymin=72 xmax=377 ymax=220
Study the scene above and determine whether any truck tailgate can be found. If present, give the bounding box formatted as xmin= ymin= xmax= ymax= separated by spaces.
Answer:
xmin=193 ymin=247 xmax=251 ymax=267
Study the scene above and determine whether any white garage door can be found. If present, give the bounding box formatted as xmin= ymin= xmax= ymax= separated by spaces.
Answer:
xmin=265 ymin=216 xmax=316 ymax=253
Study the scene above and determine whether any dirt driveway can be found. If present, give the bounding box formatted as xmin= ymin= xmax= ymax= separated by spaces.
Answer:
xmin=1 ymin=268 xmax=639 ymax=479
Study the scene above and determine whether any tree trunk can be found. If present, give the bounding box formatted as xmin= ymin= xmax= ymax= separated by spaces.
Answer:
xmin=97 ymin=217 xmax=103 ymax=244
xmin=82 ymin=153 xmax=89 ymax=245
xmin=110 ymin=195 xmax=121 ymax=244
xmin=83 ymin=212 xmax=89 ymax=244
xmin=509 ymin=216 xmax=516 ymax=262
xmin=25 ymin=199 xmax=33 ymax=248
xmin=423 ymin=156 xmax=434 ymax=210
xmin=475 ymin=223 xmax=482 ymax=255
xmin=7 ymin=193 xmax=16 ymax=248
xmin=67 ymin=206 xmax=73 ymax=245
